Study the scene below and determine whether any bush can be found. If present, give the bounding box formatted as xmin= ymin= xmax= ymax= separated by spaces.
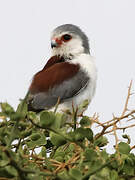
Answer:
xmin=0 ymin=82 xmax=135 ymax=180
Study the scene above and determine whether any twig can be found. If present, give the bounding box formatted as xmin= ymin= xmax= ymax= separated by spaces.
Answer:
xmin=130 ymin=145 xmax=135 ymax=151
xmin=115 ymin=124 xmax=135 ymax=130
xmin=95 ymin=109 xmax=135 ymax=139
xmin=54 ymin=97 xmax=60 ymax=113
xmin=101 ymin=81 xmax=134 ymax=126
xmin=113 ymin=124 xmax=121 ymax=161
xmin=121 ymin=80 xmax=133 ymax=117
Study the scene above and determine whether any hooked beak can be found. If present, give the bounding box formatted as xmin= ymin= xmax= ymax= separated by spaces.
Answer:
xmin=51 ymin=38 xmax=62 ymax=48
xmin=51 ymin=39 xmax=58 ymax=48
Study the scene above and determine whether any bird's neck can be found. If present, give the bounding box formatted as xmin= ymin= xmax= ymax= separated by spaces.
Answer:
xmin=51 ymin=45 xmax=85 ymax=60
xmin=51 ymin=52 xmax=74 ymax=61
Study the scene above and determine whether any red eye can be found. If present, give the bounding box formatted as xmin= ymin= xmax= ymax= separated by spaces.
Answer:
xmin=62 ymin=34 xmax=72 ymax=42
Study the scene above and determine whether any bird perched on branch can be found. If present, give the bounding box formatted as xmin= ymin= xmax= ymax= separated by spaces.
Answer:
xmin=27 ymin=24 xmax=97 ymax=113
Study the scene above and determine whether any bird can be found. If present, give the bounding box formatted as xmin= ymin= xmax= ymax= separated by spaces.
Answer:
xmin=27 ymin=24 xmax=97 ymax=114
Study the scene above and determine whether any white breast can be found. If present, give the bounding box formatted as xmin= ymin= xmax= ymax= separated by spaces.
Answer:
xmin=52 ymin=53 xmax=97 ymax=113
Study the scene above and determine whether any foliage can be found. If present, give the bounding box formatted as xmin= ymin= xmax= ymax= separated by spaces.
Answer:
xmin=0 ymin=82 xmax=135 ymax=180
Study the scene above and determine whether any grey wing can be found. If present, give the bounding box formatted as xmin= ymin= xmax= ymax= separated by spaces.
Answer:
xmin=28 ymin=70 xmax=90 ymax=111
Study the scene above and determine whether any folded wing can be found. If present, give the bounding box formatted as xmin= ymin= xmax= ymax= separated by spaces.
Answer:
xmin=28 ymin=58 xmax=89 ymax=112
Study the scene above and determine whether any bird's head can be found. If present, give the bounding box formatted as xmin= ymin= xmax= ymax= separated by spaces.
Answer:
xmin=51 ymin=24 xmax=90 ymax=58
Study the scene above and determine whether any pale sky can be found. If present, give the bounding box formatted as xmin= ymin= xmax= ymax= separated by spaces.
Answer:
xmin=0 ymin=0 xmax=135 ymax=153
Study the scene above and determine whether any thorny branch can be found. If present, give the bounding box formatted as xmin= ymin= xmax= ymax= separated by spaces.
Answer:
xmin=92 ymin=81 xmax=135 ymax=141
xmin=121 ymin=80 xmax=133 ymax=117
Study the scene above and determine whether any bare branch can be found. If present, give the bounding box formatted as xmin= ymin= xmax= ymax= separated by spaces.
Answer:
xmin=121 ymin=80 xmax=133 ymax=117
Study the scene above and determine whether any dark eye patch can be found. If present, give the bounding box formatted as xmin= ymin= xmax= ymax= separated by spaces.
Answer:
xmin=62 ymin=34 xmax=72 ymax=41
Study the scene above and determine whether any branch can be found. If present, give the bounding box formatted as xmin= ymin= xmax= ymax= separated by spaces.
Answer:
xmin=95 ymin=110 xmax=135 ymax=139
xmin=121 ymin=80 xmax=133 ymax=117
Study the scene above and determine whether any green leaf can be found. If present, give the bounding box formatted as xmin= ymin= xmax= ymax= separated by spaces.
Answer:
xmin=69 ymin=168 xmax=82 ymax=180
xmin=123 ymin=162 xmax=134 ymax=176
xmin=34 ymin=133 xmax=46 ymax=146
xmin=100 ymin=150 xmax=109 ymax=161
xmin=31 ymin=133 xmax=41 ymax=141
xmin=110 ymin=154 xmax=119 ymax=169
xmin=54 ymin=151 xmax=65 ymax=158
xmin=19 ymin=122 xmax=28 ymax=130
xmin=84 ymin=128 xmax=93 ymax=141
xmin=41 ymin=146 xmax=46 ymax=157
xmin=40 ymin=111 xmax=55 ymax=127
xmin=50 ymin=132 xmax=66 ymax=147
xmin=16 ymin=101 xmax=28 ymax=118
xmin=74 ymin=128 xmax=85 ymax=141
xmin=65 ymin=143 xmax=75 ymax=153
xmin=109 ymin=170 xmax=118 ymax=180
xmin=0 ymin=166 xmax=17 ymax=178
xmin=50 ymin=113 xmax=66 ymax=129
xmin=0 ymin=103 xmax=14 ymax=114
xmin=6 ymin=127 xmax=21 ymax=142
xmin=89 ymin=175 xmax=102 ymax=180
xmin=80 ymin=116 xmax=91 ymax=127
xmin=27 ymin=133 xmax=46 ymax=148
xmin=27 ymin=111 xmax=37 ymax=120
xmin=58 ymin=170 xmax=72 ymax=180
xmin=118 ymin=142 xmax=130 ymax=154
xmin=94 ymin=136 xmax=108 ymax=147
xmin=84 ymin=148 xmax=98 ymax=161
xmin=74 ymin=128 xmax=93 ymax=141
xmin=0 ymin=112 xmax=6 ymax=117
xmin=21 ymin=129 xmax=32 ymax=138
xmin=54 ymin=151 xmax=65 ymax=162
xmin=55 ymin=156 xmax=64 ymax=162
xmin=64 ymin=153 xmax=73 ymax=162
xmin=10 ymin=112 xmax=23 ymax=121
xmin=0 ymin=159 xmax=10 ymax=167
xmin=99 ymin=167 xmax=110 ymax=178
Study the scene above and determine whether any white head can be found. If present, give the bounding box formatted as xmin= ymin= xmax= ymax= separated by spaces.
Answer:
xmin=51 ymin=24 xmax=90 ymax=58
